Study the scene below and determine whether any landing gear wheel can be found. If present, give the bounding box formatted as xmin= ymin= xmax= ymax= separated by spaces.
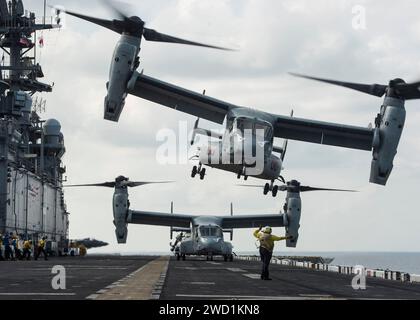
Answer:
xmin=237 ymin=172 xmax=241 ymax=179
xmin=224 ymin=255 xmax=228 ymax=262
xmin=272 ymin=185 xmax=279 ymax=197
xmin=263 ymin=183 xmax=270 ymax=195
xmin=244 ymin=176 xmax=248 ymax=181
xmin=191 ymin=166 xmax=198 ymax=178
xmin=206 ymin=256 xmax=209 ymax=261
xmin=200 ymin=168 xmax=206 ymax=180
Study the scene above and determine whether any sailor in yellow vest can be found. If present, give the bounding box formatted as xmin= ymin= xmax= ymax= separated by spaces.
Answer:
xmin=79 ymin=244 xmax=87 ymax=257
xmin=35 ymin=237 xmax=48 ymax=261
xmin=22 ymin=240 xmax=32 ymax=260
xmin=254 ymin=226 xmax=292 ymax=280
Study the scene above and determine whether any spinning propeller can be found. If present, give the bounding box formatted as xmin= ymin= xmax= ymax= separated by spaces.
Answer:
xmin=53 ymin=0 xmax=232 ymax=51
xmin=290 ymin=73 xmax=420 ymax=100
xmin=240 ymin=179 xmax=357 ymax=193
xmin=64 ymin=175 xmax=173 ymax=188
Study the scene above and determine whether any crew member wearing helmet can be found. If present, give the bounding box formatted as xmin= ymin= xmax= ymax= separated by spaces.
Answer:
xmin=35 ymin=236 xmax=48 ymax=261
xmin=254 ymin=226 xmax=292 ymax=280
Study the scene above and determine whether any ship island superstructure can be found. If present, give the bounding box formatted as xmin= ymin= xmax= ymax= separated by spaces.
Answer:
xmin=0 ymin=0 xmax=68 ymax=254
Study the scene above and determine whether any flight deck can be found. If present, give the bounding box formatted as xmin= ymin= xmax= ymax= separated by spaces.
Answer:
xmin=0 ymin=255 xmax=420 ymax=300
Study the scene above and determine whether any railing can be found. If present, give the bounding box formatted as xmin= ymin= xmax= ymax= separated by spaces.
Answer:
xmin=236 ymin=255 xmax=419 ymax=284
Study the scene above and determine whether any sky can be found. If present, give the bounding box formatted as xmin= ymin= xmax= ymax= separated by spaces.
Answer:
xmin=21 ymin=0 xmax=420 ymax=253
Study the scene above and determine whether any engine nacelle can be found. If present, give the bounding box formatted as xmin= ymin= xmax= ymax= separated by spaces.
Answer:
xmin=370 ymin=97 xmax=406 ymax=186
xmin=113 ymin=192 xmax=129 ymax=244
xmin=104 ymin=40 xmax=138 ymax=122
xmin=284 ymin=194 xmax=302 ymax=248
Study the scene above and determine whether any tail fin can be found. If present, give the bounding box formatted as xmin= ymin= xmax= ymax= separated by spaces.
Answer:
xmin=222 ymin=203 xmax=234 ymax=241
xmin=190 ymin=118 xmax=200 ymax=145
xmin=281 ymin=110 xmax=294 ymax=162
xmin=190 ymin=117 xmax=223 ymax=146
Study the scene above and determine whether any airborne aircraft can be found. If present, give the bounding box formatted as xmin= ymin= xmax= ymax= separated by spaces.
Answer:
xmin=56 ymin=1 xmax=416 ymax=194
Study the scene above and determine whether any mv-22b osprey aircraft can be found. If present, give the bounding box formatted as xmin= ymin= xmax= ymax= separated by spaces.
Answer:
xmin=57 ymin=2 xmax=418 ymax=195
xmin=65 ymin=176 xmax=354 ymax=258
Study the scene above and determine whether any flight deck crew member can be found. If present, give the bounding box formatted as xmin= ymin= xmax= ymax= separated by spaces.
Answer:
xmin=12 ymin=236 xmax=22 ymax=260
xmin=3 ymin=233 xmax=14 ymax=261
xmin=35 ymin=237 xmax=48 ymax=261
xmin=171 ymin=232 xmax=184 ymax=252
xmin=79 ymin=244 xmax=87 ymax=257
xmin=254 ymin=226 xmax=292 ymax=280
xmin=22 ymin=240 xmax=32 ymax=260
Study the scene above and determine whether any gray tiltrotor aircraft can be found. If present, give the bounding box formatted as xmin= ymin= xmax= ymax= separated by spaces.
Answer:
xmin=65 ymin=177 xmax=355 ymax=257
xmin=56 ymin=1 xmax=417 ymax=191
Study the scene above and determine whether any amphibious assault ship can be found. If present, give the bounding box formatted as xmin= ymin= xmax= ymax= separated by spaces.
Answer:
xmin=0 ymin=0 xmax=68 ymax=254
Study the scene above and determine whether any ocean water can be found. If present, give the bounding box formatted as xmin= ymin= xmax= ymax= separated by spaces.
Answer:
xmin=271 ymin=252 xmax=420 ymax=275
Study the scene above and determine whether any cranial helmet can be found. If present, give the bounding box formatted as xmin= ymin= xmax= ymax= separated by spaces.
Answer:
xmin=263 ymin=226 xmax=272 ymax=234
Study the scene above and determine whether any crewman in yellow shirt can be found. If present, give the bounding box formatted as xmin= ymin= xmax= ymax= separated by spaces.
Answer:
xmin=35 ymin=237 xmax=48 ymax=261
xmin=254 ymin=226 xmax=292 ymax=280
xmin=79 ymin=244 xmax=87 ymax=257
xmin=22 ymin=240 xmax=32 ymax=260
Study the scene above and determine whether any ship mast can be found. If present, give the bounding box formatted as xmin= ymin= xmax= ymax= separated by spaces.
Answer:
xmin=0 ymin=0 xmax=56 ymax=96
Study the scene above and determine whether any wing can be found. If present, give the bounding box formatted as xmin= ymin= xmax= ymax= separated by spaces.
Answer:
xmin=128 ymin=210 xmax=194 ymax=228
xmin=221 ymin=214 xmax=285 ymax=229
xmin=272 ymin=114 xmax=374 ymax=151
xmin=128 ymin=73 xmax=239 ymax=124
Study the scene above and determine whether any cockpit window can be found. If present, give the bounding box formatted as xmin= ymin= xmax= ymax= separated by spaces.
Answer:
xmin=199 ymin=226 xmax=222 ymax=237
xmin=255 ymin=122 xmax=273 ymax=140
xmin=232 ymin=118 xmax=273 ymax=141
xmin=236 ymin=119 xmax=254 ymax=131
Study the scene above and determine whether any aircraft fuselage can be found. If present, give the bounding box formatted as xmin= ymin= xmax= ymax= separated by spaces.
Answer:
xmin=196 ymin=112 xmax=282 ymax=181
xmin=177 ymin=219 xmax=233 ymax=259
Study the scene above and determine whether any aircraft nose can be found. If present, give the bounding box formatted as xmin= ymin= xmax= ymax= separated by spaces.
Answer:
xmin=204 ymin=238 xmax=220 ymax=250
xmin=200 ymin=238 xmax=222 ymax=250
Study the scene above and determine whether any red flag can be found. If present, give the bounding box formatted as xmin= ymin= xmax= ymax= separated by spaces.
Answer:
xmin=39 ymin=36 xmax=44 ymax=48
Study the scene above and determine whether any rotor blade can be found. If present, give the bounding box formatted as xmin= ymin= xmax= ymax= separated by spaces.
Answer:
xmin=124 ymin=181 xmax=174 ymax=188
xmin=236 ymin=184 xmax=266 ymax=188
xmin=289 ymin=73 xmax=387 ymax=98
xmin=299 ymin=186 xmax=357 ymax=193
xmin=55 ymin=6 xmax=123 ymax=34
xmin=102 ymin=0 xmax=129 ymax=20
xmin=64 ymin=182 xmax=116 ymax=188
xmin=143 ymin=28 xmax=234 ymax=51
xmin=394 ymin=81 xmax=420 ymax=100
